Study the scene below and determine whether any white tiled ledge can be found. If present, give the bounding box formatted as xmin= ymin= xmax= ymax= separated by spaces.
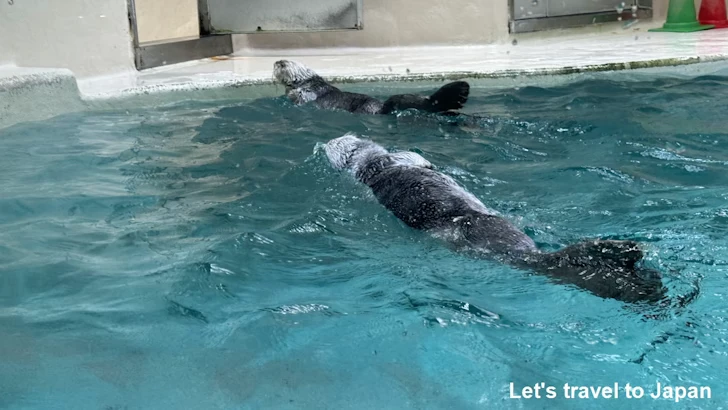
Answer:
xmin=77 ymin=27 xmax=728 ymax=100
xmin=0 ymin=66 xmax=85 ymax=130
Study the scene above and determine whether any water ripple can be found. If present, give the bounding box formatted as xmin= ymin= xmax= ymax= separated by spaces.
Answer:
xmin=1 ymin=78 xmax=728 ymax=408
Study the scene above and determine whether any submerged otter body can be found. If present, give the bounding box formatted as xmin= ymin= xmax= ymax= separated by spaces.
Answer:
xmin=273 ymin=60 xmax=470 ymax=115
xmin=323 ymin=134 xmax=670 ymax=304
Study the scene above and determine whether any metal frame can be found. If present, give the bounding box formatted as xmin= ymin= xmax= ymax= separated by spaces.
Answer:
xmin=128 ymin=0 xmax=363 ymax=70
xmin=356 ymin=0 xmax=364 ymax=30
xmin=198 ymin=0 xmax=364 ymax=34
xmin=509 ymin=0 xmax=653 ymax=34
xmin=128 ymin=0 xmax=232 ymax=70
xmin=197 ymin=0 xmax=213 ymax=35
xmin=135 ymin=36 xmax=233 ymax=70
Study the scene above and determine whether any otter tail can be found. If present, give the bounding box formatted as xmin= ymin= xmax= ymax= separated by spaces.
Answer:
xmin=428 ymin=81 xmax=470 ymax=112
xmin=380 ymin=81 xmax=470 ymax=114
xmin=523 ymin=240 xmax=670 ymax=304
xmin=538 ymin=240 xmax=644 ymax=271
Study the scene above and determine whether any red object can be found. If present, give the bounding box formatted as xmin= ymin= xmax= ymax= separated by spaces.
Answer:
xmin=699 ymin=0 xmax=728 ymax=28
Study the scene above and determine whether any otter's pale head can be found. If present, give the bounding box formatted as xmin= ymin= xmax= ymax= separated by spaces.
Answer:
xmin=325 ymin=133 xmax=434 ymax=177
xmin=273 ymin=60 xmax=318 ymax=88
xmin=324 ymin=133 xmax=387 ymax=174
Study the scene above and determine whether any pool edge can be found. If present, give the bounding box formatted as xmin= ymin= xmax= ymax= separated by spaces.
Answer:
xmin=0 ymin=66 xmax=87 ymax=130
xmin=82 ymin=54 xmax=728 ymax=102
xmin=3 ymin=54 xmax=728 ymax=130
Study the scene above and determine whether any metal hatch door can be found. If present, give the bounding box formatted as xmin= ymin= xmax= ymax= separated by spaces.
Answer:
xmin=547 ymin=0 xmax=632 ymax=17
xmin=510 ymin=0 xmax=652 ymax=33
xmin=200 ymin=0 xmax=363 ymax=34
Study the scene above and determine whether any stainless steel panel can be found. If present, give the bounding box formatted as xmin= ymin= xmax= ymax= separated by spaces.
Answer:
xmin=511 ymin=7 xmax=651 ymax=33
xmin=136 ymin=35 xmax=233 ymax=70
xmin=513 ymin=0 xmax=548 ymax=20
xmin=547 ymin=0 xmax=632 ymax=17
xmin=202 ymin=0 xmax=362 ymax=34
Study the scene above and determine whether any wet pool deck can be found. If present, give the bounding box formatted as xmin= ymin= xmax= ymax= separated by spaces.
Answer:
xmin=81 ymin=22 xmax=728 ymax=99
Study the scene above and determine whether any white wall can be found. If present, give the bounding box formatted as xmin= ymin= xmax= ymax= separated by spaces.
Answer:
xmin=229 ymin=0 xmax=687 ymax=52
xmin=0 ymin=0 xmax=135 ymax=79
xmin=233 ymin=0 xmax=510 ymax=51
xmin=0 ymin=18 xmax=9 ymax=66
xmin=0 ymin=0 xmax=694 ymax=82
xmin=0 ymin=36 xmax=10 ymax=66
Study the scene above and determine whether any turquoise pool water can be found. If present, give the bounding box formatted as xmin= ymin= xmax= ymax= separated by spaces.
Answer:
xmin=1 ymin=76 xmax=727 ymax=409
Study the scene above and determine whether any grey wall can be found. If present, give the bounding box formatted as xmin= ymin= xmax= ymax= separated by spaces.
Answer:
xmin=0 ymin=0 xmax=135 ymax=78
xmin=233 ymin=0 xmax=511 ymax=51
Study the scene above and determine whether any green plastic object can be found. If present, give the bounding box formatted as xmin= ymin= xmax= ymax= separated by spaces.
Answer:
xmin=649 ymin=0 xmax=715 ymax=32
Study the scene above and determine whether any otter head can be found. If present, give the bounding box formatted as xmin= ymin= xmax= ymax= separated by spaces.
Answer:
xmin=324 ymin=133 xmax=433 ymax=184
xmin=273 ymin=60 xmax=318 ymax=89
xmin=324 ymin=133 xmax=386 ymax=174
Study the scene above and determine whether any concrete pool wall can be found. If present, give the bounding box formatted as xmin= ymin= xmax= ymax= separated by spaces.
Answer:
xmin=0 ymin=1 xmax=135 ymax=81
